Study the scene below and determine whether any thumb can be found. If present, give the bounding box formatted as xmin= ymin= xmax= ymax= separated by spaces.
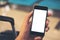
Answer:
xmin=34 ymin=36 xmax=42 ymax=40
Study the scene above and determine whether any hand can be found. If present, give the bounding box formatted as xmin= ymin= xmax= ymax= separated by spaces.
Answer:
xmin=16 ymin=11 xmax=52 ymax=40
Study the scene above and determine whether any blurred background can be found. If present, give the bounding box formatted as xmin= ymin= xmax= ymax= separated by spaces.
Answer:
xmin=0 ymin=0 xmax=60 ymax=40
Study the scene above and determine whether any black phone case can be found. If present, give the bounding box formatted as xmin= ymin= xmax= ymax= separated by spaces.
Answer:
xmin=30 ymin=6 xmax=48 ymax=37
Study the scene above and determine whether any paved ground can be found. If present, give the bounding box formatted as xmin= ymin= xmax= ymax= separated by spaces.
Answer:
xmin=0 ymin=7 xmax=60 ymax=40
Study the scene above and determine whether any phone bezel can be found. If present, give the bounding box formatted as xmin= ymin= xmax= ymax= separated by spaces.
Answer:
xmin=30 ymin=6 xmax=48 ymax=37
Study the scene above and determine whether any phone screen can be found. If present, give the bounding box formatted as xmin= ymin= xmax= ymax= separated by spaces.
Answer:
xmin=31 ymin=9 xmax=47 ymax=33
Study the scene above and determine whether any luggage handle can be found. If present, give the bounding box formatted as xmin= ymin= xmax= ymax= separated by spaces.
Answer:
xmin=0 ymin=15 xmax=16 ymax=39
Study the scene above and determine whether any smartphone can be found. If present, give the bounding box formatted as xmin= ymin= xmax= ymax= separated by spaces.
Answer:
xmin=30 ymin=6 xmax=48 ymax=37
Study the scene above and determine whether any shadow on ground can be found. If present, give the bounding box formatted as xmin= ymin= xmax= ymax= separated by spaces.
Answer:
xmin=55 ymin=21 xmax=60 ymax=30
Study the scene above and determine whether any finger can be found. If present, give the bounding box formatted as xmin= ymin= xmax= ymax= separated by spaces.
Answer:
xmin=46 ymin=19 xmax=49 ymax=26
xmin=25 ymin=11 xmax=33 ymax=22
xmin=34 ymin=36 xmax=42 ymax=40
xmin=48 ymin=10 xmax=53 ymax=17
xmin=45 ymin=19 xmax=49 ymax=32
xmin=45 ymin=27 xmax=49 ymax=32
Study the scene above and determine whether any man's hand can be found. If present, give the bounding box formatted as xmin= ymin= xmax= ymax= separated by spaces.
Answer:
xmin=16 ymin=11 xmax=52 ymax=40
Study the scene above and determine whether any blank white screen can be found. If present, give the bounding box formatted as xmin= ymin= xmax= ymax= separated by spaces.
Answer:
xmin=31 ymin=9 xmax=47 ymax=33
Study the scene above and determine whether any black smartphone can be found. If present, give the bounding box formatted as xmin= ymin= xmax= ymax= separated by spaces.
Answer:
xmin=30 ymin=6 xmax=48 ymax=37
